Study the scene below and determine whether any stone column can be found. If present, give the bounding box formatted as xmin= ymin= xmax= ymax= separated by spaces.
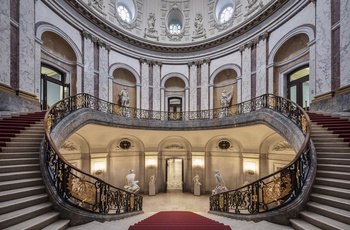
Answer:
xmin=83 ymin=33 xmax=95 ymax=96
xmin=140 ymin=59 xmax=149 ymax=111
xmin=34 ymin=38 xmax=42 ymax=99
xmin=153 ymin=63 xmax=161 ymax=112
xmin=188 ymin=62 xmax=197 ymax=114
xmin=308 ymin=40 xmax=316 ymax=100
xmin=237 ymin=77 xmax=242 ymax=103
xmin=315 ymin=0 xmax=332 ymax=96
xmin=76 ymin=63 xmax=83 ymax=94
xmin=98 ymin=45 xmax=109 ymax=101
xmin=340 ymin=0 xmax=350 ymax=88
xmin=200 ymin=60 xmax=210 ymax=111
xmin=267 ymin=65 xmax=274 ymax=94
xmin=0 ymin=0 xmax=11 ymax=86
xmin=19 ymin=0 xmax=35 ymax=95
xmin=241 ymin=46 xmax=252 ymax=101
xmin=256 ymin=35 xmax=268 ymax=97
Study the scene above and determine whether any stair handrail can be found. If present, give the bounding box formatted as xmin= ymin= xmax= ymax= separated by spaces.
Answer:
xmin=209 ymin=96 xmax=311 ymax=215
xmin=43 ymin=93 xmax=310 ymax=216
xmin=43 ymin=96 xmax=143 ymax=215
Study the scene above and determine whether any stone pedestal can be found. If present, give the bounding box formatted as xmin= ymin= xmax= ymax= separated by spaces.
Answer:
xmin=194 ymin=184 xmax=200 ymax=196
xmin=149 ymin=183 xmax=155 ymax=196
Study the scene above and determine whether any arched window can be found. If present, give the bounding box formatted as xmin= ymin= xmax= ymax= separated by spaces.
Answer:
xmin=117 ymin=5 xmax=131 ymax=22
xmin=215 ymin=0 xmax=234 ymax=24
xmin=169 ymin=21 xmax=181 ymax=34
xmin=219 ymin=5 xmax=234 ymax=23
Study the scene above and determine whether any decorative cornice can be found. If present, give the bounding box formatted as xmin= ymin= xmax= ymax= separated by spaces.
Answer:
xmin=64 ymin=0 xmax=288 ymax=53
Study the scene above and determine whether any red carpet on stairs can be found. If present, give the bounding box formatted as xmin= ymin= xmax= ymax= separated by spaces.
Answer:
xmin=128 ymin=211 xmax=231 ymax=230
xmin=308 ymin=112 xmax=350 ymax=147
xmin=0 ymin=111 xmax=46 ymax=152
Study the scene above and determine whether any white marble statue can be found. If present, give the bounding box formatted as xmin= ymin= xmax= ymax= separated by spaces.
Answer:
xmin=220 ymin=86 xmax=234 ymax=108
xmin=149 ymin=174 xmax=156 ymax=185
xmin=118 ymin=87 xmax=130 ymax=116
xmin=212 ymin=170 xmax=228 ymax=195
xmin=124 ymin=169 xmax=140 ymax=193
xmin=193 ymin=174 xmax=202 ymax=185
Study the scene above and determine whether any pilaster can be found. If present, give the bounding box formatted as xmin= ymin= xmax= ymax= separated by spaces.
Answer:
xmin=340 ymin=0 xmax=350 ymax=87
xmin=0 ymin=0 xmax=11 ymax=86
xmin=98 ymin=45 xmax=109 ymax=101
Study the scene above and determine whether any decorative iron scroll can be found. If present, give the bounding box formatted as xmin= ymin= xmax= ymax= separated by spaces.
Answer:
xmin=210 ymin=95 xmax=311 ymax=215
xmin=44 ymin=93 xmax=310 ymax=215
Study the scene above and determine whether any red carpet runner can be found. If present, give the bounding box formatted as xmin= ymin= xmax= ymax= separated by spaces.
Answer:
xmin=308 ymin=112 xmax=350 ymax=146
xmin=0 ymin=111 xmax=46 ymax=151
xmin=128 ymin=211 xmax=231 ymax=230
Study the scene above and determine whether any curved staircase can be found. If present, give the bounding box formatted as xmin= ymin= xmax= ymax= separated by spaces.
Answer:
xmin=0 ymin=112 xmax=70 ymax=229
xmin=290 ymin=112 xmax=350 ymax=230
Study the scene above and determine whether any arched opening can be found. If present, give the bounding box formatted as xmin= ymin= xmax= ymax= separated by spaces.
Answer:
xmin=213 ymin=69 xmax=237 ymax=109
xmin=164 ymin=77 xmax=186 ymax=120
xmin=112 ymin=68 xmax=137 ymax=108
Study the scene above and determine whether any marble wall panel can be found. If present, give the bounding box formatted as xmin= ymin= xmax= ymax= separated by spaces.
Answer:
xmin=256 ymin=39 xmax=267 ymax=97
xmin=308 ymin=43 xmax=316 ymax=100
xmin=0 ymin=0 xmax=10 ymax=85
xmin=315 ymin=1 xmax=332 ymax=95
xmin=340 ymin=0 xmax=350 ymax=87
xmin=242 ymin=48 xmax=251 ymax=101
xmin=19 ymin=1 xmax=35 ymax=94
xmin=83 ymin=38 xmax=95 ymax=96
xmin=34 ymin=40 xmax=42 ymax=98
xmin=201 ymin=63 xmax=209 ymax=110
xmin=153 ymin=64 xmax=161 ymax=111
xmin=99 ymin=47 xmax=108 ymax=101
xmin=141 ymin=62 xmax=149 ymax=110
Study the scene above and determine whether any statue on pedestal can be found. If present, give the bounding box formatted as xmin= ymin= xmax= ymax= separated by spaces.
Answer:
xmin=149 ymin=174 xmax=156 ymax=196
xmin=220 ymin=86 xmax=234 ymax=117
xmin=193 ymin=174 xmax=201 ymax=196
xmin=124 ymin=169 xmax=140 ymax=193
xmin=212 ymin=170 xmax=228 ymax=195
xmin=118 ymin=87 xmax=130 ymax=116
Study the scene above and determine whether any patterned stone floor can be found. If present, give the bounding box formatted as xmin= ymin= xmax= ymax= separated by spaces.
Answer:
xmin=67 ymin=192 xmax=293 ymax=230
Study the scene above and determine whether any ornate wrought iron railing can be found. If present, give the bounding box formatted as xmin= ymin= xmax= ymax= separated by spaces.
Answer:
xmin=44 ymin=93 xmax=310 ymax=215
xmin=209 ymin=95 xmax=311 ymax=215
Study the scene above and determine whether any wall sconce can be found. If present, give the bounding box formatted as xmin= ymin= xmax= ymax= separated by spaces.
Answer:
xmin=245 ymin=162 xmax=256 ymax=175
xmin=94 ymin=162 xmax=105 ymax=175
xmin=146 ymin=159 xmax=157 ymax=169
xmin=193 ymin=159 xmax=203 ymax=169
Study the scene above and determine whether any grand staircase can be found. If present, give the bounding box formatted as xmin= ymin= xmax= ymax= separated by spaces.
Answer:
xmin=290 ymin=112 xmax=350 ymax=230
xmin=0 ymin=111 xmax=70 ymax=229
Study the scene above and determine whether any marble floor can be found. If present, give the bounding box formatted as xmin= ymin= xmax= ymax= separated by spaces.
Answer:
xmin=67 ymin=192 xmax=293 ymax=230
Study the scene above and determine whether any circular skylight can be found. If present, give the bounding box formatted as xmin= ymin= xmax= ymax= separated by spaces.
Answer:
xmin=116 ymin=0 xmax=136 ymax=23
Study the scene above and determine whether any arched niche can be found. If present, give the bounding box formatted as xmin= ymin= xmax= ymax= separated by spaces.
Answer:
xmin=212 ymin=68 xmax=238 ymax=108
xmin=112 ymin=68 xmax=137 ymax=108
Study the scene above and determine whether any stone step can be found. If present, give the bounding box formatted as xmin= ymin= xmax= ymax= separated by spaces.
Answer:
xmin=307 ymin=201 xmax=350 ymax=225
xmin=314 ymin=142 xmax=349 ymax=147
xmin=5 ymin=211 xmax=61 ymax=230
xmin=316 ymin=170 xmax=350 ymax=180
xmin=299 ymin=210 xmax=350 ymax=230
xmin=315 ymin=146 xmax=350 ymax=153
xmin=0 ymin=146 xmax=40 ymax=153
xmin=10 ymin=137 xmax=43 ymax=142
xmin=15 ymin=133 xmax=44 ymax=138
xmin=312 ymin=185 xmax=350 ymax=200
xmin=5 ymin=141 xmax=42 ymax=147
xmin=0 ymin=185 xmax=46 ymax=202
xmin=24 ymin=126 xmax=44 ymax=131
xmin=311 ymin=133 xmax=340 ymax=138
xmin=315 ymin=177 xmax=350 ymax=190
xmin=0 ymin=193 xmax=48 ymax=215
xmin=0 ymin=152 xmax=39 ymax=159
xmin=0 ymin=202 xmax=52 ymax=229
xmin=0 ymin=158 xmax=39 ymax=166
xmin=318 ymin=158 xmax=350 ymax=165
xmin=310 ymin=193 xmax=350 ymax=212
xmin=289 ymin=218 xmax=322 ymax=230
xmin=41 ymin=219 xmax=71 ymax=230
xmin=312 ymin=138 xmax=344 ymax=143
xmin=317 ymin=153 xmax=350 ymax=159
xmin=0 ymin=163 xmax=40 ymax=173
xmin=0 ymin=178 xmax=43 ymax=192
xmin=317 ymin=164 xmax=350 ymax=172
xmin=0 ymin=170 xmax=41 ymax=182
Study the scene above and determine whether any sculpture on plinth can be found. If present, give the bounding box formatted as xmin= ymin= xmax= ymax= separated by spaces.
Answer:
xmin=118 ymin=87 xmax=130 ymax=116
xmin=124 ymin=169 xmax=140 ymax=193
xmin=212 ymin=170 xmax=228 ymax=195
xmin=220 ymin=86 xmax=234 ymax=117
xmin=149 ymin=174 xmax=156 ymax=196
xmin=193 ymin=174 xmax=201 ymax=196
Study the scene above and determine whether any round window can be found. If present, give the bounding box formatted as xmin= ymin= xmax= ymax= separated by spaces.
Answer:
xmin=120 ymin=140 xmax=132 ymax=149
xmin=218 ymin=140 xmax=231 ymax=149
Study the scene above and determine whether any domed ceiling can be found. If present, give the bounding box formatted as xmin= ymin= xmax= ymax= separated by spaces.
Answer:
xmin=64 ymin=0 xmax=290 ymax=53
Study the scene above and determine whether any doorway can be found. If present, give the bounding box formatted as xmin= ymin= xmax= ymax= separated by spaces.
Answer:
xmin=166 ymin=158 xmax=183 ymax=192
xmin=41 ymin=66 xmax=70 ymax=110
xmin=168 ymin=97 xmax=182 ymax=120
xmin=287 ymin=67 xmax=309 ymax=109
